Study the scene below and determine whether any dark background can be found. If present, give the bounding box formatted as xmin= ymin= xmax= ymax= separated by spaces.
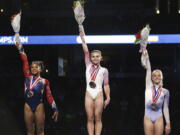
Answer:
xmin=0 ymin=0 xmax=180 ymax=135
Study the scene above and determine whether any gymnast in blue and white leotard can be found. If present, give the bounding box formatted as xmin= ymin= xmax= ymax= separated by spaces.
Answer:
xmin=16 ymin=42 xmax=59 ymax=135
xmin=141 ymin=49 xmax=171 ymax=135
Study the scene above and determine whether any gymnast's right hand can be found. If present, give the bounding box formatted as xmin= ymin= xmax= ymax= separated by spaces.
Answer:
xmin=15 ymin=41 xmax=21 ymax=47
xmin=15 ymin=41 xmax=23 ymax=51
xmin=142 ymin=49 xmax=149 ymax=57
xmin=79 ymin=31 xmax=85 ymax=43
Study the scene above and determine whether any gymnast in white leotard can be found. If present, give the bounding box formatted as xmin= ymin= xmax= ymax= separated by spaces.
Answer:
xmin=85 ymin=50 xmax=109 ymax=99
xmin=79 ymin=31 xmax=110 ymax=135
xmin=141 ymin=49 xmax=171 ymax=135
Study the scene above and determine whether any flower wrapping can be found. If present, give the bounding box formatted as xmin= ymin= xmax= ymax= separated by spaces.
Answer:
xmin=73 ymin=1 xmax=85 ymax=25
xmin=135 ymin=24 xmax=151 ymax=53
xmin=11 ymin=12 xmax=21 ymax=33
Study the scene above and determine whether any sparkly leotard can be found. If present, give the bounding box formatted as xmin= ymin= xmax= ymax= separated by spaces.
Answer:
xmin=141 ymin=53 xmax=170 ymax=123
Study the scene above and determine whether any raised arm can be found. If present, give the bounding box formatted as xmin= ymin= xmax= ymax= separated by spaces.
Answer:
xmin=45 ymin=80 xmax=58 ymax=112
xmin=103 ymin=68 xmax=110 ymax=108
xmin=79 ymin=29 xmax=91 ymax=66
xmin=16 ymin=42 xmax=31 ymax=77
xmin=141 ymin=50 xmax=153 ymax=89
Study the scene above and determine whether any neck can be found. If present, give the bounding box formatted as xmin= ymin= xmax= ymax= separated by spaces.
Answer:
xmin=153 ymin=83 xmax=161 ymax=88
xmin=33 ymin=74 xmax=40 ymax=78
xmin=93 ymin=63 xmax=100 ymax=66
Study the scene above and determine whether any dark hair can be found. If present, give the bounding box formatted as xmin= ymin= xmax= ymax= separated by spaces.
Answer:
xmin=31 ymin=61 xmax=44 ymax=71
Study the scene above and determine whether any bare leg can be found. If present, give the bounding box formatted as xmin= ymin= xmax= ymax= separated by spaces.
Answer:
xmin=154 ymin=116 xmax=164 ymax=135
xmin=85 ymin=92 xmax=95 ymax=135
xmin=35 ymin=103 xmax=45 ymax=135
xmin=24 ymin=103 xmax=35 ymax=135
xmin=144 ymin=116 xmax=154 ymax=135
xmin=94 ymin=92 xmax=104 ymax=135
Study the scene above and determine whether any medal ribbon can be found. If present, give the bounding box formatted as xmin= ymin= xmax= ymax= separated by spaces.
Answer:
xmin=29 ymin=76 xmax=41 ymax=91
xmin=90 ymin=65 xmax=100 ymax=81
xmin=152 ymin=86 xmax=162 ymax=103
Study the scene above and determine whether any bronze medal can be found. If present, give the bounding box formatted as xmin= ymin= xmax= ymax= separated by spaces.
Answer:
xmin=89 ymin=81 xmax=96 ymax=88
xmin=151 ymin=103 xmax=157 ymax=110
xmin=89 ymin=65 xmax=100 ymax=89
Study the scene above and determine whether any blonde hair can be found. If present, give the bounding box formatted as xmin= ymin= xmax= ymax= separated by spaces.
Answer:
xmin=90 ymin=50 xmax=102 ymax=56
xmin=152 ymin=69 xmax=163 ymax=86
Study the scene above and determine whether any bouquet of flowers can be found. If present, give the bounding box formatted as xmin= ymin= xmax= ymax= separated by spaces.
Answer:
xmin=11 ymin=11 xmax=21 ymax=44
xmin=73 ymin=0 xmax=85 ymax=33
xmin=135 ymin=24 xmax=151 ymax=53
xmin=11 ymin=11 xmax=21 ymax=33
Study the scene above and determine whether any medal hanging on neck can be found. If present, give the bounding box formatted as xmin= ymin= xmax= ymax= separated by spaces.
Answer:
xmin=151 ymin=86 xmax=162 ymax=110
xmin=27 ymin=76 xmax=41 ymax=98
xmin=89 ymin=65 xmax=100 ymax=89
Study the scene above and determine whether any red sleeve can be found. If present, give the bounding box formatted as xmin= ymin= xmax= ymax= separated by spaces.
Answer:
xmin=84 ymin=51 xmax=91 ymax=67
xmin=45 ymin=79 xmax=58 ymax=111
xmin=19 ymin=52 xmax=31 ymax=77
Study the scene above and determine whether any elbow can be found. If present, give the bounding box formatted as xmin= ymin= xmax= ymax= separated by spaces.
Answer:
xmin=163 ymin=108 xmax=170 ymax=116
xmin=104 ymin=84 xmax=110 ymax=89
xmin=163 ymin=107 xmax=168 ymax=112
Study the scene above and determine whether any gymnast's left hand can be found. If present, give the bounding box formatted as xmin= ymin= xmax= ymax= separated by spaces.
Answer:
xmin=52 ymin=111 xmax=59 ymax=122
xmin=165 ymin=123 xmax=171 ymax=135
xmin=104 ymin=97 xmax=110 ymax=109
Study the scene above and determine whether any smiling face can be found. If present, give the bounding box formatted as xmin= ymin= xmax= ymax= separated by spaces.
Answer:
xmin=90 ymin=50 xmax=102 ymax=65
xmin=151 ymin=70 xmax=163 ymax=85
xmin=30 ymin=63 xmax=41 ymax=75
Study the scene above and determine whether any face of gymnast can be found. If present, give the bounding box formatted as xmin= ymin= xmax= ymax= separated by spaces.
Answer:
xmin=90 ymin=51 xmax=102 ymax=65
xmin=30 ymin=63 xmax=42 ymax=76
xmin=151 ymin=70 xmax=163 ymax=85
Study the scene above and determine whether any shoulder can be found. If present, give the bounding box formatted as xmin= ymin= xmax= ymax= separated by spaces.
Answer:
xmin=101 ymin=67 xmax=109 ymax=76
xmin=25 ymin=75 xmax=32 ymax=77
xmin=86 ymin=63 xmax=92 ymax=68
xmin=102 ymin=67 xmax=108 ymax=73
xmin=41 ymin=78 xmax=49 ymax=84
xmin=25 ymin=75 xmax=32 ymax=79
xmin=162 ymin=88 xmax=170 ymax=95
